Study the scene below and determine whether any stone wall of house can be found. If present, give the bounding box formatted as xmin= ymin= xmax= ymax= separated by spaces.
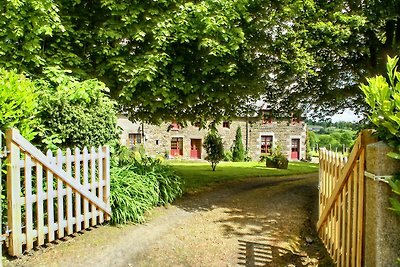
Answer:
xmin=248 ymin=120 xmax=307 ymax=160
xmin=117 ymin=114 xmax=142 ymax=147
xmin=117 ymin=115 xmax=306 ymax=161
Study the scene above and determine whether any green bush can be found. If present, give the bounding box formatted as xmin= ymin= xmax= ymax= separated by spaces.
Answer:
xmin=223 ymin=150 xmax=233 ymax=161
xmin=110 ymin=148 xmax=183 ymax=224
xmin=264 ymin=146 xmax=289 ymax=169
xmin=110 ymin=165 xmax=160 ymax=224
xmin=360 ymin=55 xmax=400 ymax=159
xmin=36 ymin=67 xmax=118 ymax=150
xmin=360 ymin=56 xmax=400 ymax=222
xmin=0 ymin=69 xmax=40 ymax=140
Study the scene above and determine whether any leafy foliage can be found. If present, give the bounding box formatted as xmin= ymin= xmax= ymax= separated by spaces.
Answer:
xmin=110 ymin=147 xmax=182 ymax=224
xmin=232 ymin=126 xmax=245 ymax=162
xmin=203 ymin=130 xmax=224 ymax=171
xmin=0 ymin=69 xmax=39 ymax=140
xmin=110 ymin=165 xmax=160 ymax=224
xmin=3 ymin=0 xmax=400 ymax=120
xmin=263 ymin=146 xmax=288 ymax=169
xmin=360 ymin=56 xmax=400 ymax=159
xmin=0 ymin=0 xmax=63 ymax=72
xmin=35 ymin=68 xmax=119 ymax=150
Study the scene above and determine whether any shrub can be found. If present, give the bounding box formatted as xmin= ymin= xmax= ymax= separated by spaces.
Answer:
xmin=360 ymin=55 xmax=400 ymax=159
xmin=223 ymin=150 xmax=233 ymax=161
xmin=203 ymin=130 xmax=224 ymax=171
xmin=110 ymin=165 xmax=160 ymax=224
xmin=110 ymin=148 xmax=183 ymax=224
xmin=36 ymin=67 xmax=118 ymax=150
xmin=264 ymin=146 xmax=289 ymax=169
xmin=0 ymin=69 xmax=40 ymax=140
xmin=360 ymin=56 xmax=400 ymax=220
xmin=232 ymin=126 xmax=245 ymax=162
xmin=306 ymin=130 xmax=312 ymax=161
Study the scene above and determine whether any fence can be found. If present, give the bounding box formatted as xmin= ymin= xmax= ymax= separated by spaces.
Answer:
xmin=317 ymin=130 xmax=376 ymax=266
xmin=4 ymin=128 xmax=111 ymax=256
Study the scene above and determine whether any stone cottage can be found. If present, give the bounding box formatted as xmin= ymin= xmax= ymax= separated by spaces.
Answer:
xmin=117 ymin=109 xmax=307 ymax=161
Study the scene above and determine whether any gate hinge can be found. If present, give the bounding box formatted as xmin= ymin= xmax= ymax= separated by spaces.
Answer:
xmin=1 ymin=226 xmax=11 ymax=246
xmin=0 ymin=146 xmax=9 ymax=159
xmin=364 ymin=171 xmax=393 ymax=184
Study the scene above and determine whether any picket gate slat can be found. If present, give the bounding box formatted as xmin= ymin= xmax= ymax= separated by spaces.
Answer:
xmin=103 ymin=146 xmax=111 ymax=221
xmin=36 ymin=162 xmax=45 ymax=246
xmin=74 ymin=147 xmax=82 ymax=232
xmin=82 ymin=147 xmax=90 ymax=229
xmin=98 ymin=145 xmax=104 ymax=223
xmin=5 ymin=128 xmax=111 ymax=256
xmin=66 ymin=148 xmax=73 ymax=235
xmin=24 ymin=155 xmax=34 ymax=250
xmin=56 ymin=149 xmax=65 ymax=238
xmin=46 ymin=150 xmax=55 ymax=243
xmin=90 ymin=147 xmax=97 ymax=226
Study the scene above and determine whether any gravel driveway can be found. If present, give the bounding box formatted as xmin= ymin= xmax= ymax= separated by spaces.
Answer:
xmin=5 ymin=173 xmax=333 ymax=267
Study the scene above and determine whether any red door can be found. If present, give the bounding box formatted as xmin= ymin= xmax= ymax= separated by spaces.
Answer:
xmin=190 ymin=139 xmax=202 ymax=159
xmin=291 ymin=138 xmax=300 ymax=160
xmin=170 ymin=137 xmax=183 ymax=157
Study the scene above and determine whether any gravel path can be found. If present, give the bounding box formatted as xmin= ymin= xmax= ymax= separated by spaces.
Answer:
xmin=5 ymin=173 xmax=333 ymax=267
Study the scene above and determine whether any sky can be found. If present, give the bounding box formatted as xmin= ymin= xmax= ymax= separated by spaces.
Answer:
xmin=330 ymin=109 xmax=363 ymax=122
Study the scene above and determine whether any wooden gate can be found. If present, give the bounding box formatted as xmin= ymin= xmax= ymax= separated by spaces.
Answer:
xmin=5 ymin=128 xmax=111 ymax=256
xmin=317 ymin=130 xmax=376 ymax=266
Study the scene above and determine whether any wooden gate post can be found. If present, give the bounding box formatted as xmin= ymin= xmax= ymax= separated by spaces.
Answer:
xmin=6 ymin=129 xmax=22 ymax=256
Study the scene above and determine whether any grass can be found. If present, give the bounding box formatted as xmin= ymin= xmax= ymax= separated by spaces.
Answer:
xmin=167 ymin=160 xmax=319 ymax=193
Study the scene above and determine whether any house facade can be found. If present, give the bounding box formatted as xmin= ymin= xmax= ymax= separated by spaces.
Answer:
xmin=117 ymin=113 xmax=307 ymax=161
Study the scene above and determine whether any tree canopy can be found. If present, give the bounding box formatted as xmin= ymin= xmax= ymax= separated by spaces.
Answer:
xmin=1 ymin=0 xmax=399 ymax=122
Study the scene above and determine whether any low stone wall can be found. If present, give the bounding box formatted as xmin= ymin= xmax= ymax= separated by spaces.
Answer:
xmin=364 ymin=141 xmax=400 ymax=267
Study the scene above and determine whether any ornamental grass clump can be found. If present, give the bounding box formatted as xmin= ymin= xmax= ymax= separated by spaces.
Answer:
xmin=110 ymin=147 xmax=183 ymax=224
xmin=110 ymin=166 xmax=159 ymax=224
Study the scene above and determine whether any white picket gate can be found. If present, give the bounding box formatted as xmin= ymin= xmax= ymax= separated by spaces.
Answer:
xmin=4 ymin=128 xmax=111 ymax=256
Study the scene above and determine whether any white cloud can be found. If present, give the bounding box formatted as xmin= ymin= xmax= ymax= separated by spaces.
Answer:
xmin=331 ymin=109 xmax=363 ymax=122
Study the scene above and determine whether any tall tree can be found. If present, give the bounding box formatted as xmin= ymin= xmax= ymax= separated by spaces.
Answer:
xmin=2 ymin=0 xmax=400 ymax=122
xmin=246 ymin=0 xmax=400 ymax=115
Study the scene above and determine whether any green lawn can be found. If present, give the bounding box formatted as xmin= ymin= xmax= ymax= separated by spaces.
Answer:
xmin=167 ymin=161 xmax=319 ymax=193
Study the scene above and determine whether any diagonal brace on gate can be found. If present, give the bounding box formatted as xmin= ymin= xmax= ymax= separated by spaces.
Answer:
xmin=8 ymin=128 xmax=111 ymax=215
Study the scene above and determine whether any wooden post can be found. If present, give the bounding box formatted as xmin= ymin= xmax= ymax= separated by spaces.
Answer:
xmin=6 ymin=129 xmax=22 ymax=256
